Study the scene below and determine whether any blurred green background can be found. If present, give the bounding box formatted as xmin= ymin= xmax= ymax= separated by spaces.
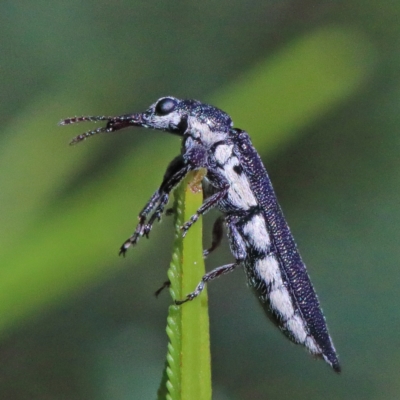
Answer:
xmin=1 ymin=1 xmax=399 ymax=399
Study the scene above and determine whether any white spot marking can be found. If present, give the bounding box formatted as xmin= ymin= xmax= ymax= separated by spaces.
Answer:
xmin=214 ymin=144 xmax=234 ymax=165
xmin=254 ymin=256 xmax=283 ymax=288
xmin=243 ymin=214 xmax=270 ymax=251
xmin=285 ymin=314 xmax=308 ymax=344
xmin=225 ymin=157 xmax=257 ymax=209
xmin=305 ymin=335 xmax=321 ymax=354
xmin=255 ymin=256 xmax=323 ymax=357
xmin=269 ymin=287 xmax=295 ymax=321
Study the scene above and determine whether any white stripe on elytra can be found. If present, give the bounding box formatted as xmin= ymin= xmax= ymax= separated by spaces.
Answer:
xmin=255 ymin=256 xmax=296 ymax=320
xmin=269 ymin=286 xmax=295 ymax=321
xmin=285 ymin=314 xmax=308 ymax=343
xmin=255 ymin=256 xmax=318 ymax=349
xmin=225 ymin=157 xmax=258 ymax=210
xmin=305 ymin=335 xmax=321 ymax=354
xmin=254 ymin=256 xmax=283 ymax=289
xmin=242 ymin=214 xmax=271 ymax=251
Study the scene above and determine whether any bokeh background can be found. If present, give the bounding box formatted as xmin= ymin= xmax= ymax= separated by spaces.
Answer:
xmin=1 ymin=1 xmax=399 ymax=399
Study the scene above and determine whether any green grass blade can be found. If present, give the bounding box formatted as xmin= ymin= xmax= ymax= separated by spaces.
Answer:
xmin=165 ymin=172 xmax=211 ymax=400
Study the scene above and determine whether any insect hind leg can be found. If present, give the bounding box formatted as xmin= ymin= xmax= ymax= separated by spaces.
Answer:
xmin=175 ymin=261 xmax=240 ymax=305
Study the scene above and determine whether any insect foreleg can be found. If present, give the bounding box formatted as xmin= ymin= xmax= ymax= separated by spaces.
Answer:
xmin=138 ymin=191 xmax=163 ymax=225
xmin=126 ymin=155 xmax=185 ymax=238
xmin=119 ymin=155 xmax=189 ymax=255
xmin=118 ymin=190 xmax=161 ymax=256
xmin=143 ymin=193 xmax=169 ymax=237
xmin=142 ymin=156 xmax=191 ymax=236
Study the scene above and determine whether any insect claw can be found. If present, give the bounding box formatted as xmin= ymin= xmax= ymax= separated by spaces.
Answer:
xmin=118 ymin=247 xmax=127 ymax=257
xmin=180 ymin=226 xmax=188 ymax=238
xmin=174 ymin=298 xmax=189 ymax=305
xmin=119 ymin=239 xmax=132 ymax=256
xmin=142 ymin=225 xmax=151 ymax=238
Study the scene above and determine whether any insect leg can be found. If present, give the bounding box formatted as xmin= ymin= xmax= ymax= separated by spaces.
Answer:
xmin=142 ymin=156 xmax=192 ymax=237
xmin=129 ymin=160 xmax=187 ymax=239
xmin=156 ymin=214 xmax=226 ymax=298
xmin=176 ymin=217 xmax=246 ymax=304
xmin=203 ymin=215 xmax=225 ymax=258
xmin=175 ymin=262 xmax=240 ymax=305
xmin=143 ymin=193 xmax=169 ymax=237
xmin=118 ymin=190 xmax=162 ymax=256
xmin=138 ymin=191 xmax=162 ymax=225
xmin=181 ymin=170 xmax=229 ymax=237
xmin=119 ymin=155 xmax=189 ymax=255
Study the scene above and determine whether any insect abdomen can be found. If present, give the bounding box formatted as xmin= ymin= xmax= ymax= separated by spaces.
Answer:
xmin=232 ymin=129 xmax=340 ymax=372
xmin=239 ymin=210 xmax=324 ymax=352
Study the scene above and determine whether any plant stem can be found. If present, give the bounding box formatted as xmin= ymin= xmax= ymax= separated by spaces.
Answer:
xmin=162 ymin=171 xmax=211 ymax=400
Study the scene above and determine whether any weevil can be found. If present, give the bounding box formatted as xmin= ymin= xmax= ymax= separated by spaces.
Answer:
xmin=60 ymin=96 xmax=340 ymax=372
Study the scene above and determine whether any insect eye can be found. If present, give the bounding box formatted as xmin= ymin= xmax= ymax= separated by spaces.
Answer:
xmin=155 ymin=97 xmax=177 ymax=116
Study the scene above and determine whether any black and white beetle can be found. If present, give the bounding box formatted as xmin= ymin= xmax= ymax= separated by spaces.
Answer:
xmin=60 ymin=96 xmax=340 ymax=372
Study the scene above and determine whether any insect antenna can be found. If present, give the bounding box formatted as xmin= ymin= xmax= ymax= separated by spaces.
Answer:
xmin=69 ymin=125 xmax=110 ymax=145
xmin=58 ymin=115 xmax=113 ymax=126
xmin=60 ymin=114 xmax=137 ymax=145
